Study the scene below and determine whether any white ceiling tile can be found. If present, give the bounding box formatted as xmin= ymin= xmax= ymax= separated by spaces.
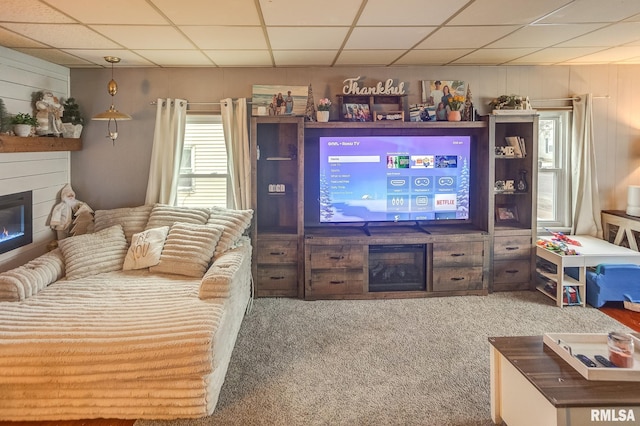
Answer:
xmin=357 ymin=0 xmax=468 ymax=25
xmin=394 ymin=49 xmax=474 ymax=65
xmin=272 ymin=50 xmax=337 ymax=66
xmin=90 ymin=25 xmax=194 ymax=50
xmin=182 ymin=26 xmax=268 ymax=50
xmin=0 ymin=27 xmax=48 ymax=48
xmin=2 ymin=0 xmax=75 ymax=23
xmin=260 ymin=0 xmax=361 ymax=26
xmin=0 ymin=23 xmax=120 ymax=49
xmin=61 ymin=50 xmax=155 ymax=67
xmin=268 ymin=27 xmax=350 ymax=50
xmin=13 ymin=48 xmax=94 ymax=66
xmin=489 ymin=24 xmax=607 ymax=48
xmin=538 ymin=0 xmax=640 ymax=24
xmin=449 ymin=0 xmax=569 ymax=25
xmin=417 ymin=26 xmax=520 ymax=49
xmin=133 ymin=50 xmax=214 ymax=66
xmin=152 ymin=0 xmax=261 ymax=25
xmin=345 ymin=27 xmax=436 ymax=50
xmin=43 ymin=0 xmax=168 ymax=24
xmin=507 ymin=47 xmax=606 ymax=64
xmin=556 ymin=23 xmax=640 ymax=47
xmin=562 ymin=46 xmax=640 ymax=63
xmin=204 ymin=50 xmax=273 ymax=67
xmin=335 ymin=50 xmax=405 ymax=66
xmin=451 ymin=48 xmax=539 ymax=64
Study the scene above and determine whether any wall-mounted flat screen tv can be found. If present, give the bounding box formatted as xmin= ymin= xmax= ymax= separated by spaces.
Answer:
xmin=318 ymin=135 xmax=471 ymax=224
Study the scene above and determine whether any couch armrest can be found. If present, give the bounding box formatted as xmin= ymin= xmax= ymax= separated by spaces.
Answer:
xmin=0 ymin=248 xmax=65 ymax=302
xmin=199 ymin=239 xmax=252 ymax=299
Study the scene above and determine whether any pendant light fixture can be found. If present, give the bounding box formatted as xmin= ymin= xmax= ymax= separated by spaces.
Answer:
xmin=92 ymin=56 xmax=131 ymax=143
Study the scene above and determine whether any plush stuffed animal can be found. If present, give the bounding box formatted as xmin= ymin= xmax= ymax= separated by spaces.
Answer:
xmin=50 ymin=184 xmax=93 ymax=239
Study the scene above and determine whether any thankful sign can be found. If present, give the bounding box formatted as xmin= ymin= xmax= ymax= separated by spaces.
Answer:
xmin=343 ymin=76 xmax=406 ymax=96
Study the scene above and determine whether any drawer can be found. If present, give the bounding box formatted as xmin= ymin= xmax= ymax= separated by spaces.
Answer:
xmin=309 ymin=245 xmax=364 ymax=269
xmin=493 ymin=236 xmax=531 ymax=260
xmin=257 ymin=265 xmax=298 ymax=294
xmin=432 ymin=266 xmax=483 ymax=291
xmin=432 ymin=242 xmax=484 ymax=266
xmin=493 ymin=259 xmax=531 ymax=283
xmin=257 ymin=239 xmax=298 ymax=264
xmin=307 ymin=270 xmax=364 ymax=296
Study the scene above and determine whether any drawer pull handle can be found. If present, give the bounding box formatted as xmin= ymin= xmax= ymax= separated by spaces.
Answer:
xmin=505 ymin=246 xmax=519 ymax=251
xmin=505 ymin=269 xmax=519 ymax=274
xmin=270 ymin=276 xmax=285 ymax=280
xmin=270 ymin=251 xmax=285 ymax=256
xmin=451 ymin=277 xmax=465 ymax=281
xmin=451 ymin=253 xmax=465 ymax=257
xmin=329 ymin=280 xmax=345 ymax=285
xmin=329 ymin=255 xmax=345 ymax=260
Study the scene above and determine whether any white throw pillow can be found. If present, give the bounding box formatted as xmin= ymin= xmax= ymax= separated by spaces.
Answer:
xmin=150 ymin=222 xmax=224 ymax=278
xmin=58 ymin=225 xmax=128 ymax=280
xmin=122 ymin=226 xmax=170 ymax=270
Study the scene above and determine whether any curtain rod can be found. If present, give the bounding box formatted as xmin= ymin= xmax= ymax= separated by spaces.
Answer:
xmin=530 ymin=95 xmax=609 ymax=102
xmin=149 ymin=100 xmax=256 ymax=106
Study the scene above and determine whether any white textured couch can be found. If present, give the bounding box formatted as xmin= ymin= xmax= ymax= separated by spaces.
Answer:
xmin=0 ymin=204 xmax=253 ymax=421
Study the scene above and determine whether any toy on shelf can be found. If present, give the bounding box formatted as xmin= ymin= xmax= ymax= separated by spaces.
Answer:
xmin=545 ymin=228 xmax=582 ymax=246
xmin=537 ymin=238 xmax=580 ymax=255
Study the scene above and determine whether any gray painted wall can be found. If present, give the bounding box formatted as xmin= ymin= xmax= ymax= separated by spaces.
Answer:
xmin=70 ymin=65 xmax=640 ymax=211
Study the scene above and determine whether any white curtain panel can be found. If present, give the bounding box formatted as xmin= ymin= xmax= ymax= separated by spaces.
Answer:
xmin=571 ymin=93 xmax=602 ymax=237
xmin=221 ymin=98 xmax=251 ymax=210
xmin=145 ymin=98 xmax=187 ymax=205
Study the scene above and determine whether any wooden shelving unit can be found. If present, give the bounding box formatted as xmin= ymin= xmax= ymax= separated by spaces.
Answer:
xmin=0 ymin=135 xmax=82 ymax=152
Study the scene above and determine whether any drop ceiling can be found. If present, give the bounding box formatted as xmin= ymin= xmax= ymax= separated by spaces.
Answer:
xmin=2 ymin=0 xmax=640 ymax=68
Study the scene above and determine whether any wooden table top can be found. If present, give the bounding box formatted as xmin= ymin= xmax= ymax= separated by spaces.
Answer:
xmin=489 ymin=335 xmax=640 ymax=407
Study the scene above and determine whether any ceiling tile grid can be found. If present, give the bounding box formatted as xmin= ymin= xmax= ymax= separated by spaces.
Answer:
xmin=0 ymin=0 xmax=639 ymax=67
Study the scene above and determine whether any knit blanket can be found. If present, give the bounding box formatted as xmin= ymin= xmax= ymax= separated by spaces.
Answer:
xmin=0 ymin=267 xmax=250 ymax=420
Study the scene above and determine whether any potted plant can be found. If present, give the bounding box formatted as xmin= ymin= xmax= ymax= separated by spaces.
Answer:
xmin=61 ymin=97 xmax=84 ymax=138
xmin=316 ymin=98 xmax=331 ymax=122
xmin=11 ymin=112 xmax=37 ymax=137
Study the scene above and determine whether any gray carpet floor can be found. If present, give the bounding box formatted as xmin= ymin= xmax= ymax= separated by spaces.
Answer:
xmin=136 ymin=291 xmax=630 ymax=426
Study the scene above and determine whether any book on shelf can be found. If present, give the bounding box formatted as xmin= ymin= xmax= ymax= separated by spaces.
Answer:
xmin=505 ymin=136 xmax=526 ymax=157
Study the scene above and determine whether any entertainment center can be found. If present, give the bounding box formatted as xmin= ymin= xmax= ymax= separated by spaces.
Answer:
xmin=250 ymin=114 xmax=538 ymax=300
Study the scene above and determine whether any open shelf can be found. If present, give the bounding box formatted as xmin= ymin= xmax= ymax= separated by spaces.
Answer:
xmin=0 ymin=135 xmax=82 ymax=152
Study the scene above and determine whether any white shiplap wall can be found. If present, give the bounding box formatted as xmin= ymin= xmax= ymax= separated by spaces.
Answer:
xmin=0 ymin=47 xmax=71 ymax=272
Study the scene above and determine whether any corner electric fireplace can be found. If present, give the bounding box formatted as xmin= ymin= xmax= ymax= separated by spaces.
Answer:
xmin=0 ymin=191 xmax=33 ymax=255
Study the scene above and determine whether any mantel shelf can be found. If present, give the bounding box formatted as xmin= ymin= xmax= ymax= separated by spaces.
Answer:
xmin=0 ymin=135 xmax=82 ymax=153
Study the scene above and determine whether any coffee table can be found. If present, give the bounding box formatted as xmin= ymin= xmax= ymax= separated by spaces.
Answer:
xmin=490 ymin=335 xmax=640 ymax=426
xmin=536 ymin=235 xmax=640 ymax=307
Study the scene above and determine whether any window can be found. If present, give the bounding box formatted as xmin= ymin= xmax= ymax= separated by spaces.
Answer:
xmin=537 ymin=110 xmax=571 ymax=229
xmin=176 ymin=114 xmax=228 ymax=208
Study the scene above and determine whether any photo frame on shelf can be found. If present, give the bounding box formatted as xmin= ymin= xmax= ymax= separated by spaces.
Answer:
xmin=342 ymin=103 xmax=371 ymax=122
xmin=251 ymin=84 xmax=308 ymax=116
xmin=409 ymin=103 xmax=434 ymax=122
xmin=420 ymin=80 xmax=467 ymax=108
xmin=495 ymin=204 xmax=519 ymax=223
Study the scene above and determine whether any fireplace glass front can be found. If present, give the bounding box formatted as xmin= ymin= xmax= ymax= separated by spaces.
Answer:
xmin=0 ymin=191 xmax=33 ymax=255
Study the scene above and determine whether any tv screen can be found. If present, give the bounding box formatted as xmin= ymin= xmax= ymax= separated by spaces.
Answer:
xmin=318 ymin=135 xmax=471 ymax=224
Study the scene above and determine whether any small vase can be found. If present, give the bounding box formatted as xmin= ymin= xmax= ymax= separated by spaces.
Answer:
xmin=317 ymin=110 xmax=329 ymax=122
xmin=517 ymin=170 xmax=528 ymax=193
xmin=13 ymin=124 xmax=32 ymax=137
xmin=447 ymin=110 xmax=461 ymax=122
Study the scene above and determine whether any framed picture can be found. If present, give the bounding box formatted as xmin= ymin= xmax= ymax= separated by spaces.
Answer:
xmin=409 ymin=103 xmax=434 ymax=122
xmin=420 ymin=80 xmax=467 ymax=108
xmin=251 ymin=84 xmax=308 ymax=116
xmin=495 ymin=204 xmax=519 ymax=223
xmin=342 ymin=103 xmax=371 ymax=122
